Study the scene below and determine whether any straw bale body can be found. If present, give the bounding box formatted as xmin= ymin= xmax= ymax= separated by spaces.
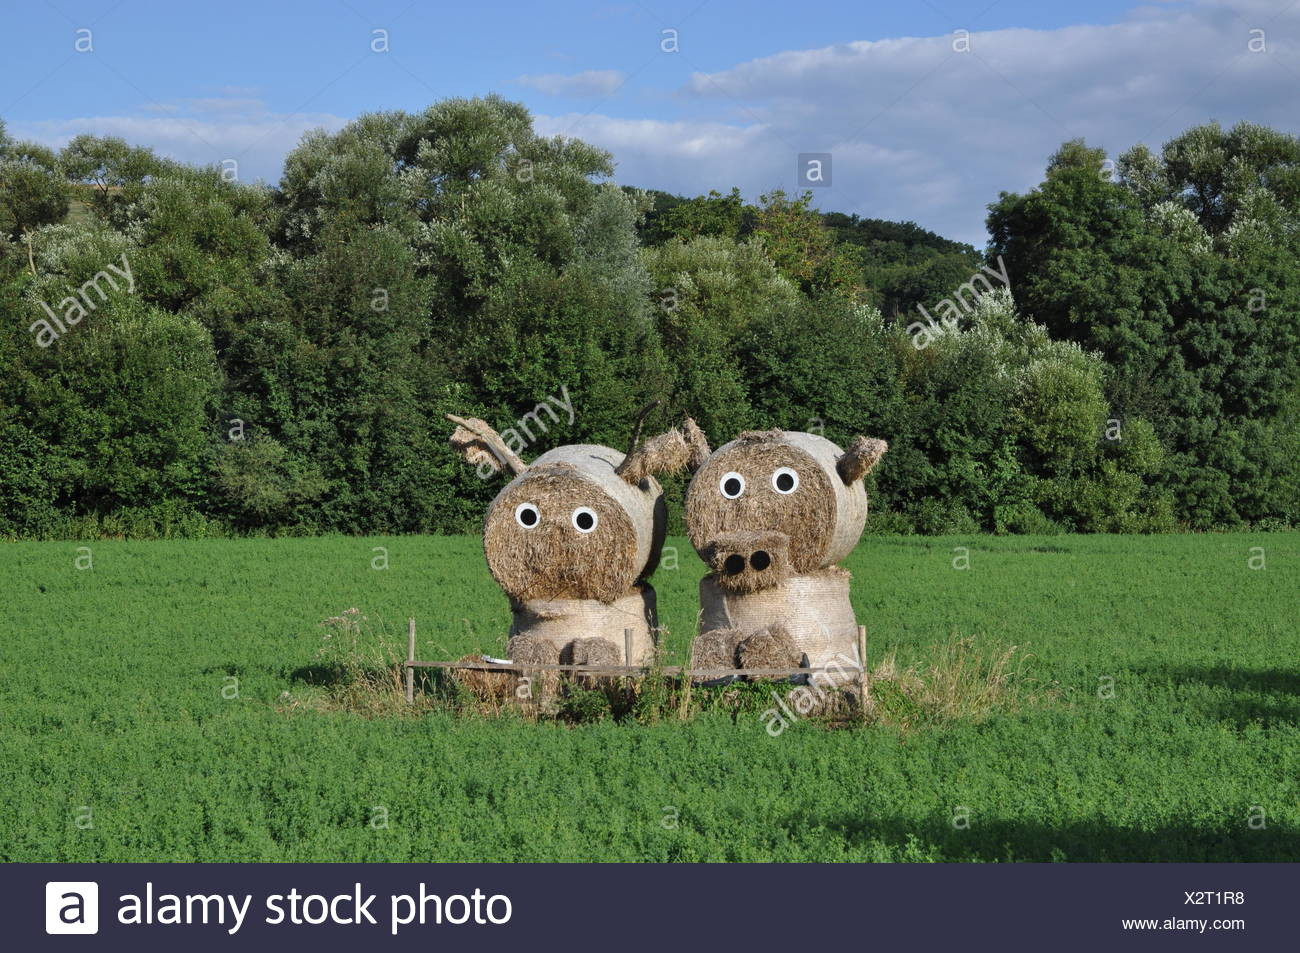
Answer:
xmin=686 ymin=429 xmax=886 ymax=680
xmin=450 ymin=415 xmax=697 ymax=668
xmin=700 ymin=568 xmax=858 ymax=676
xmin=510 ymin=584 xmax=658 ymax=666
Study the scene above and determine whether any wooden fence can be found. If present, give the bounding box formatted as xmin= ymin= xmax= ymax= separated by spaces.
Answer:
xmin=403 ymin=619 xmax=869 ymax=711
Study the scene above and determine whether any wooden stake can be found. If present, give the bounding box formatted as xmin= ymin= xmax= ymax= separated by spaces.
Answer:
xmin=857 ymin=624 xmax=869 ymax=720
xmin=406 ymin=618 xmax=416 ymax=704
xmin=623 ymin=628 xmax=634 ymax=667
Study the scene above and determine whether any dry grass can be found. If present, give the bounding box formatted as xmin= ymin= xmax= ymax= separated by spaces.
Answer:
xmin=616 ymin=428 xmax=690 ymax=485
xmin=863 ymin=635 xmax=1054 ymax=730
xmin=736 ymin=623 xmax=801 ymax=679
xmin=279 ymin=609 xmax=436 ymax=718
xmin=452 ymin=654 xmax=519 ymax=711
xmin=283 ymin=613 xmax=1048 ymax=730
xmin=690 ymin=627 xmax=741 ymax=669
xmin=564 ymin=637 xmax=621 ymax=688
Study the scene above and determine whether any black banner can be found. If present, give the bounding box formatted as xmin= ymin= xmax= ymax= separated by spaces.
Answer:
xmin=8 ymin=863 xmax=1291 ymax=950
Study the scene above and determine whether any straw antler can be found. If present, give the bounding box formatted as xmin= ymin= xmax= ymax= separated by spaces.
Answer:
xmin=446 ymin=413 xmax=529 ymax=477
xmin=625 ymin=400 xmax=662 ymax=458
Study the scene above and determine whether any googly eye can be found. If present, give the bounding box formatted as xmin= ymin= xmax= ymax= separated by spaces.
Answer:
xmin=514 ymin=502 xmax=540 ymax=528
xmin=719 ymin=472 xmax=746 ymax=499
xmin=571 ymin=506 xmax=598 ymax=533
xmin=772 ymin=467 xmax=799 ymax=494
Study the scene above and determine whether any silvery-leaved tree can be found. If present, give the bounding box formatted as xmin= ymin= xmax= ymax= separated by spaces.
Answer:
xmin=0 ymin=130 xmax=70 ymax=246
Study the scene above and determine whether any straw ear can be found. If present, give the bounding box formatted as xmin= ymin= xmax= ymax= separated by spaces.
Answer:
xmin=616 ymin=429 xmax=688 ymax=485
xmin=681 ymin=417 xmax=711 ymax=472
xmin=616 ymin=417 xmax=709 ymax=485
xmin=836 ymin=436 xmax=888 ymax=485
xmin=446 ymin=413 xmax=528 ymax=478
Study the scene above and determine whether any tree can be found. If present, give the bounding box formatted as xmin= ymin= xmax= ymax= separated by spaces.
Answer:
xmin=753 ymin=189 xmax=865 ymax=299
xmin=0 ymin=138 xmax=70 ymax=244
xmin=821 ymin=212 xmax=983 ymax=320
xmin=642 ymin=235 xmax=800 ymax=439
xmin=646 ymin=187 xmax=755 ymax=243
xmin=268 ymin=96 xmax=667 ymax=531
xmin=1158 ymin=121 xmax=1300 ymax=235
xmin=11 ymin=223 xmax=218 ymax=517
xmin=988 ymin=130 xmax=1300 ymax=527
xmin=59 ymin=134 xmax=171 ymax=222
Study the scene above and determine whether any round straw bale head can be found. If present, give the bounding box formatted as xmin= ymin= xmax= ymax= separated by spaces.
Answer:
xmin=686 ymin=430 xmax=867 ymax=573
xmin=484 ymin=445 xmax=667 ymax=603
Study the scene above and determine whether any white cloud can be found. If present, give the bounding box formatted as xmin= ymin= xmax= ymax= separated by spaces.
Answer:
xmin=550 ymin=0 xmax=1300 ymax=245
xmin=12 ymin=1 xmax=1300 ymax=244
xmin=516 ymin=69 xmax=627 ymax=97
xmin=11 ymin=97 xmax=347 ymax=186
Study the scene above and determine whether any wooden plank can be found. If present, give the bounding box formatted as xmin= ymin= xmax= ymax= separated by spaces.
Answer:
xmin=407 ymin=660 xmax=863 ymax=677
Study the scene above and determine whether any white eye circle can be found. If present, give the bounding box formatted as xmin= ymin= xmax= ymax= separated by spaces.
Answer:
xmin=772 ymin=467 xmax=799 ymax=494
xmin=571 ymin=506 xmax=598 ymax=533
xmin=719 ymin=471 xmax=746 ymax=499
xmin=514 ymin=502 xmax=540 ymax=529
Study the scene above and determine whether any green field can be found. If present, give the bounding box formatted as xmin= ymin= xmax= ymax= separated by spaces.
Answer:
xmin=1 ymin=533 xmax=1296 ymax=862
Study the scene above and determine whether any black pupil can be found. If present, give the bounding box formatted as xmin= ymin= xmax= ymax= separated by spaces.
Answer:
xmin=575 ymin=511 xmax=594 ymax=530
xmin=724 ymin=478 xmax=742 ymax=497
xmin=776 ymin=472 xmax=795 ymax=492
xmin=520 ymin=507 xmax=538 ymax=526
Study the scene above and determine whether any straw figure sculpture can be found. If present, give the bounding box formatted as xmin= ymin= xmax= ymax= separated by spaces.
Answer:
xmin=446 ymin=412 xmax=706 ymax=679
xmin=685 ymin=428 xmax=888 ymax=683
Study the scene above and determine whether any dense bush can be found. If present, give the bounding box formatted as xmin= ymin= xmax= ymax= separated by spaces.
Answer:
xmin=0 ymin=103 xmax=1292 ymax=537
xmin=989 ymin=127 xmax=1300 ymax=528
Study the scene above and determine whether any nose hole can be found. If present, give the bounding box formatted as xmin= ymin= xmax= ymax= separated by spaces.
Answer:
xmin=723 ymin=554 xmax=746 ymax=575
xmin=750 ymin=551 xmax=771 ymax=571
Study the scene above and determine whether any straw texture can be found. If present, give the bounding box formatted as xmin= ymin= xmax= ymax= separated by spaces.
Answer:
xmin=485 ymin=444 xmax=667 ymax=603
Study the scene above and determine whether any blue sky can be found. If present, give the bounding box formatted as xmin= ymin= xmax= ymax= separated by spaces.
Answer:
xmin=4 ymin=0 xmax=1298 ymax=244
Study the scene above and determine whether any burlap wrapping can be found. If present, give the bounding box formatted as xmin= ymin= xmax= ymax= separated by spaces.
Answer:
xmin=762 ymin=431 xmax=868 ymax=567
xmin=509 ymin=584 xmax=658 ymax=665
xmin=699 ymin=569 xmax=860 ymax=680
